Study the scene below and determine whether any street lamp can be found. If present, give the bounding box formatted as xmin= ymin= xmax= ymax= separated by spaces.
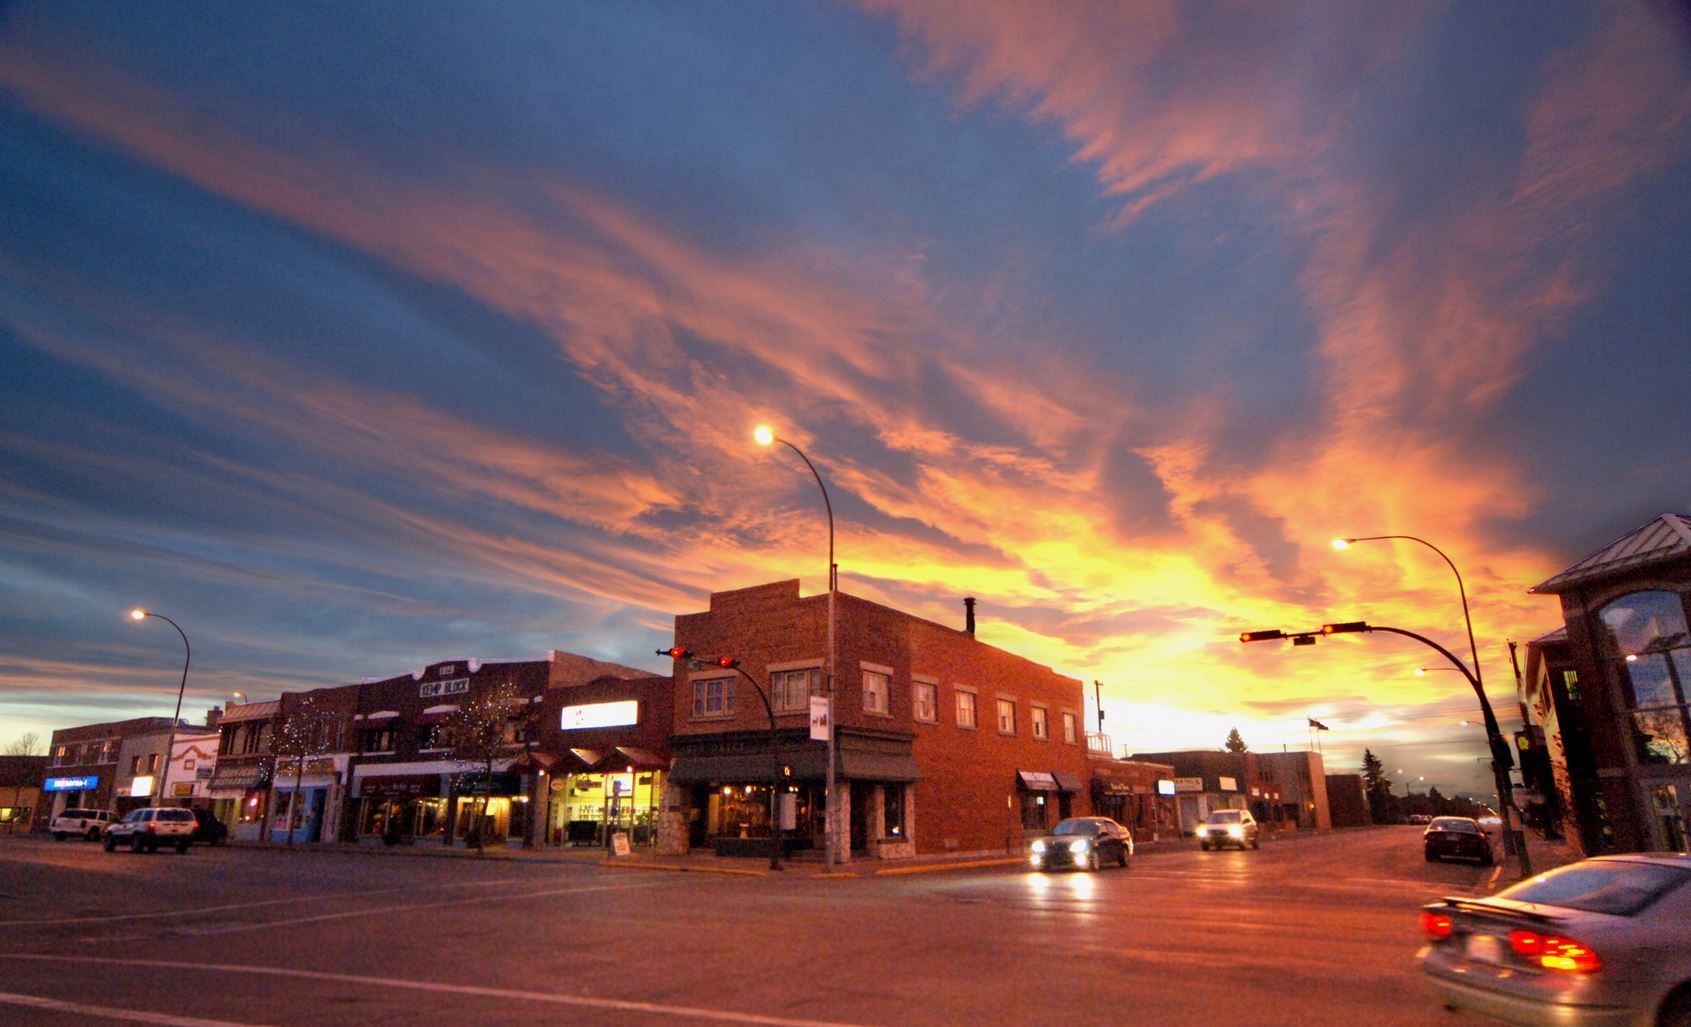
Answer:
xmin=754 ymin=424 xmax=839 ymax=869
xmin=129 ymin=608 xmax=190 ymax=806
xmin=661 ymin=648 xmax=786 ymax=871
xmin=1333 ymin=533 xmax=1528 ymax=867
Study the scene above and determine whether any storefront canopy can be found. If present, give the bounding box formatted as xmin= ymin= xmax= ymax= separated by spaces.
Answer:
xmin=1018 ymin=770 xmax=1059 ymax=791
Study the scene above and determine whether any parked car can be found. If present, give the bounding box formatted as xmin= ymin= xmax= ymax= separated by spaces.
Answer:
xmin=1029 ymin=817 xmax=1134 ymax=871
xmin=1408 ymin=813 xmax=1432 ymax=825
xmin=1423 ymin=816 xmax=1494 ymax=865
xmin=103 ymin=807 xmax=196 ymax=853
xmin=50 ymin=808 xmax=117 ymax=841
xmin=189 ymin=808 xmax=228 ymax=846
xmin=1197 ymin=809 xmax=1259 ymax=850
xmin=1420 ymin=854 xmax=1691 ymax=1027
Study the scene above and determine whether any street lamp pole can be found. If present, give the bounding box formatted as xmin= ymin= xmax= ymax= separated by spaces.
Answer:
xmin=755 ymin=425 xmax=839 ymax=869
xmin=1334 ymin=534 xmax=1528 ymax=865
xmin=129 ymin=609 xmax=190 ymax=806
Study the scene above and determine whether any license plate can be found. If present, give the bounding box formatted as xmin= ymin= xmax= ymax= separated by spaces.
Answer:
xmin=1465 ymin=933 xmax=1504 ymax=963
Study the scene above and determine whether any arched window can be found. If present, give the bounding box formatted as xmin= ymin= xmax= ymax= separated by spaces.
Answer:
xmin=1597 ymin=591 xmax=1691 ymax=766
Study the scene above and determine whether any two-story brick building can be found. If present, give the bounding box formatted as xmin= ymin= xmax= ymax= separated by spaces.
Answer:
xmin=662 ymin=581 xmax=1094 ymax=861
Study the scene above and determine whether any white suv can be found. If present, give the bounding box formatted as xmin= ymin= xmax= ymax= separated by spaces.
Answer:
xmin=51 ymin=808 xmax=118 ymax=841
xmin=103 ymin=807 xmax=196 ymax=853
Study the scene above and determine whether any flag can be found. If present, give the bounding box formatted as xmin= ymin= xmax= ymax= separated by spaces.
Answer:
xmin=1307 ymin=717 xmax=1330 ymax=731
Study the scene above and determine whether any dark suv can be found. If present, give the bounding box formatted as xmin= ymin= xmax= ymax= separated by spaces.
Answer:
xmin=104 ymin=807 xmax=196 ymax=853
xmin=189 ymin=808 xmax=228 ymax=846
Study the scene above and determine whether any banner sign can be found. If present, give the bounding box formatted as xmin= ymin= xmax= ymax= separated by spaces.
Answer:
xmin=809 ymin=696 xmax=831 ymax=741
xmin=44 ymin=776 xmax=98 ymax=792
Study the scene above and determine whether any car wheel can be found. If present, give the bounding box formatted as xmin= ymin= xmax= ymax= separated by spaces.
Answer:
xmin=131 ymin=834 xmax=146 ymax=853
xmin=1250 ymin=835 xmax=1260 ymax=850
xmin=52 ymin=831 xmax=66 ymax=841
xmin=1656 ymin=987 xmax=1691 ymax=1027
xmin=103 ymin=833 xmax=117 ymax=852
xmin=175 ymin=840 xmax=190 ymax=854
xmin=1086 ymin=849 xmax=1101 ymax=872
xmin=85 ymin=827 xmax=101 ymax=842
xmin=1119 ymin=847 xmax=1130 ymax=868
xmin=1480 ymin=850 xmax=1494 ymax=867
xmin=1200 ymin=841 xmax=1210 ymax=851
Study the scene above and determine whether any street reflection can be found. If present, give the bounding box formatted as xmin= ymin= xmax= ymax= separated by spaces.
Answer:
xmin=1022 ymin=866 xmax=1098 ymax=905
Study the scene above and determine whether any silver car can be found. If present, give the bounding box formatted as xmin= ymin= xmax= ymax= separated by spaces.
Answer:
xmin=1419 ymin=854 xmax=1691 ymax=1027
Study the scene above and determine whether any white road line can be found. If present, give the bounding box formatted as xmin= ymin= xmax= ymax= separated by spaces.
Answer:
xmin=0 ymin=955 xmax=876 ymax=1027
xmin=0 ymin=989 xmax=265 ymax=1026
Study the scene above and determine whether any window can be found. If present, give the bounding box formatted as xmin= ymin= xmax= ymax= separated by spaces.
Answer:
xmin=102 ymin=739 xmax=120 ymax=763
xmin=54 ymin=745 xmax=71 ymax=766
xmin=1031 ymin=706 xmax=1049 ymax=740
xmin=956 ymin=690 xmax=977 ymax=729
xmin=129 ymin=755 xmax=143 ymax=774
xmin=692 ymin=677 xmax=735 ymax=719
xmin=1062 ymin=711 xmax=1078 ymax=744
xmin=997 ymin=699 xmax=1016 ymax=735
xmin=914 ymin=682 xmax=937 ymax=723
xmin=771 ymin=667 xmax=821 ymax=714
xmin=1598 ymin=591 xmax=1691 ymax=766
xmin=863 ymin=670 xmax=890 ymax=715
xmin=360 ymin=728 xmax=395 ymax=753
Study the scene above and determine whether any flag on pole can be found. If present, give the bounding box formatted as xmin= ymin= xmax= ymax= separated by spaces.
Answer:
xmin=1307 ymin=717 xmax=1330 ymax=731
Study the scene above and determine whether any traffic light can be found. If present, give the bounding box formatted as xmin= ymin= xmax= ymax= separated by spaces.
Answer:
xmin=1239 ymin=629 xmax=1285 ymax=643
xmin=715 ymin=656 xmax=740 ymax=669
xmin=1321 ymin=621 xmax=1370 ymax=635
xmin=657 ymin=647 xmax=694 ymax=660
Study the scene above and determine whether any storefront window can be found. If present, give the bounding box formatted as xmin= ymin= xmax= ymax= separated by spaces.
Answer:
xmin=1598 ymin=591 xmax=1690 ymax=658
xmin=1019 ymin=789 xmax=1048 ymax=830
xmin=1651 ymin=784 xmax=1688 ymax=852
xmin=884 ymin=785 xmax=906 ymax=837
xmin=1633 ymin=710 xmax=1690 ymax=765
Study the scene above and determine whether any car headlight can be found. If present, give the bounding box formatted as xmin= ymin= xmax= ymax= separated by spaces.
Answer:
xmin=1067 ymin=839 xmax=1090 ymax=854
xmin=1227 ymin=825 xmax=1244 ymax=837
xmin=1031 ymin=840 xmax=1047 ymax=854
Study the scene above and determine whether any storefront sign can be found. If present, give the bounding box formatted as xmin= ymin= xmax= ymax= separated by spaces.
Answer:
xmin=1156 ymin=779 xmax=1176 ymax=796
xmin=44 ymin=776 xmax=98 ymax=792
xmin=560 ymin=700 xmax=639 ymax=730
xmin=359 ymin=775 xmax=439 ymax=799
xmin=130 ymin=776 xmax=155 ymax=797
xmin=419 ymin=678 xmax=470 ymax=699
xmin=212 ymin=766 xmax=269 ymax=789
xmin=1219 ymin=776 xmax=1238 ymax=792
xmin=172 ymin=783 xmax=194 ymax=797
xmin=1174 ymin=776 xmax=1203 ymax=793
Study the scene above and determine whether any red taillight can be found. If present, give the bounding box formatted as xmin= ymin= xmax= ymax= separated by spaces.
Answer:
xmin=1508 ymin=930 xmax=1601 ymax=973
xmin=1420 ymin=911 xmax=1453 ymax=940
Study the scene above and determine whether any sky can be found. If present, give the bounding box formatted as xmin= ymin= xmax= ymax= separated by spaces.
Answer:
xmin=3 ymin=2 xmax=1689 ymax=798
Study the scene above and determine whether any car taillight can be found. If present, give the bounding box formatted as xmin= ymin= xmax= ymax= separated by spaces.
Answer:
xmin=1419 ymin=911 xmax=1453 ymax=940
xmin=1507 ymin=930 xmax=1601 ymax=973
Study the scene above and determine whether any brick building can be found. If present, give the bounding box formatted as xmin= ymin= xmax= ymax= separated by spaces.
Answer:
xmin=0 ymin=755 xmax=45 ymax=833
xmin=663 ymin=581 xmax=1093 ymax=860
xmin=38 ymin=717 xmax=186 ymax=829
xmin=1131 ymin=748 xmax=1287 ymax=832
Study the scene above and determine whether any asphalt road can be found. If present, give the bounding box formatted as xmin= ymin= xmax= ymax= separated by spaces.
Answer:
xmin=0 ymin=826 xmax=1518 ymax=1026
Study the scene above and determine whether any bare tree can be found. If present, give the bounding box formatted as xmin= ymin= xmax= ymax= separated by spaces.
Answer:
xmin=444 ymin=680 xmax=527 ymax=854
xmin=4 ymin=732 xmax=41 ymax=756
xmin=270 ymin=694 xmax=335 ymax=847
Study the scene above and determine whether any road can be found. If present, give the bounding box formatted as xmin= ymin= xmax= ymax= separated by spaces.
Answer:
xmin=0 ymin=827 xmax=1518 ymax=1026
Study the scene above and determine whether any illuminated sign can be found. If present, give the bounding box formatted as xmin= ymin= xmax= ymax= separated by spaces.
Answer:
xmin=1156 ymin=779 xmax=1176 ymax=796
xmin=44 ymin=776 xmax=98 ymax=792
xmin=1219 ymin=776 xmax=1238 ymax=792
xmin=560 ymin=700 xmax=639 ymax=730
xmin=129 ymin=775 xmax=155 ymax=797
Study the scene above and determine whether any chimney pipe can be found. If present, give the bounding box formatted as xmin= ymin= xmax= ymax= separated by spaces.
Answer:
xmin=964 ymin=596 xmax=976 ymax=636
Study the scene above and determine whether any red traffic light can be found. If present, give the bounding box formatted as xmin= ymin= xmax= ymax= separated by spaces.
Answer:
xmin=715 ymin=656 xmax=740 ymax=669
xmin=658 ymin=647 xmax=694 ymax=660
xmin=1321 ymin=621 xmax=1370 ymax=635
xmin=1239 ymin=629 xmax=1285 ymax=643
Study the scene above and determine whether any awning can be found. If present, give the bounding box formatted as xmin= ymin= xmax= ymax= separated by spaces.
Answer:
xmin=606 ymin=746 xmax=669 ymax=772
xmin=1054 ymin=771 xmax=1084 ymax=793
xmin=354 ymin=710 xmax=400 ymax=722
xmin=840 ymin=751 xmax=922 ymax=782
xmin=220 ymin=700 xmax=279 ymax=724
xmin=508 ymin=750 xmax=558 ymax=772
xmin=668 ymin=752 xmax=815 ymax=784
xmin=1017 ymin=770 xmax=1059 ymax=791
xmin=417 ymin=705 xmax=460 ymax=724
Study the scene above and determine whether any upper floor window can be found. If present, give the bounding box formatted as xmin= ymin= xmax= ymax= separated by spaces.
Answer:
xmin=1598 ymin=591 xmax=1691 ymax=766
xmin=1031 ymin=706 xmax=1049 ymax=740
xmin=692 ymin=677 xmax=735 ymax=719
xmin=863 ymin=670 xmax=890 ymax=715
xmin=771 ymin=667 xmax=821 ymax=714
xmin=956 ymin=690 xmax=978 ymax=729
xmin=1062 ymin=711 xmax=1078 ymax=744
xmin=997 ymin=699 xmax=1016 ymax=735
xmin=914 ymin=682 xmax=937 ymax=723
xmin=360 ymin=727 xmax=395 ymax=753
xmin=53 ymin=745 xmax=72 ymax=766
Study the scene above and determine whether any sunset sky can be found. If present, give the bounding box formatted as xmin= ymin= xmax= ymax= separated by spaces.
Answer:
xmin=3 ymin=3 xmax=1688 ymax=797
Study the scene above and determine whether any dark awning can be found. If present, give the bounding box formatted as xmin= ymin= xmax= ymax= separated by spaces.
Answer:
xmin=668 ymin=754 xmax=784 ymax=784
xmin=606 ymin=746 xmax=669 ymax=772
xmin=1053 ymin=771 xmax=1084 ymax=793
xmin=840 ymin=751 xmax=922 ymax=782
xmin=1017 ymin=770 xmax=1059 ymax=791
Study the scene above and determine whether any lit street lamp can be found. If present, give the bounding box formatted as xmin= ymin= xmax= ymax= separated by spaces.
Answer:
xmin=755 ymin=424 xmax=839 ymax=868
xmin=129 ymin=608 xmax=190 ymax=806
xmin=1332 ymin=533 xmax=1528 ymax=870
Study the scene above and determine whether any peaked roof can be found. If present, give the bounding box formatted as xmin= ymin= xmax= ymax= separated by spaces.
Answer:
xmin=1530 ymin=514 xmax=1691 ymax=594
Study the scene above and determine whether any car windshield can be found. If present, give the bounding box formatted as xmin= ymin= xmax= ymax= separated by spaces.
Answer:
xmin=1500 ymin=861 xmax=1691 ymax=917
xmin=1205 ymin=811 xmax=1242 ymax=824
xmin=1051 ymin=820 xmax=1099 ymax=836
xmin=1430 ymin=818 xmax=1478 ymax=833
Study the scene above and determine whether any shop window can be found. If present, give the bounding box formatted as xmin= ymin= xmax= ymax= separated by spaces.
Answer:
xmin=863 ymin=670 xmax=890 ymax=715
xmin=692 ymin=677 xmax=735 ymax=719
xmin=1020 ymin=789 xmax=1048 ymax=830
xmin=955 ymin=690 xmax=977 ymax=729
xmin=1062 ymin=711 xmax=1078 ymax=744
xmin=1632 ymin=709 xmax=1690 ymax=765
xmin=913 ymin=682 xmax=937 ymax=723
xmin=997 ymin=699 xmax=1016 ymax=735
xmin=771 ymin=667 xmax=820 ymax=713
xmin=1031 ymin=706 xmax=1049 ymax=740
xmin=1651 ymin=784 xmax=1688 ymax=851
xmin=885 ymin=784 xmax=906 ymax=838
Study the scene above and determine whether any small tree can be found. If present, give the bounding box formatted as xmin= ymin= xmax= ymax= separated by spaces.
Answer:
xmin=1361 ymin=748 xmax=1393 ymax=823
xmin=1224 ymin=727 xmax=1248 ymax=753
xmin=444 ymin=680 xmax=527 ymax=854
xmin=4 ymin=732 xmax=41 ymax=756
xmin=271 ymin=694 xmax=334 ymax=847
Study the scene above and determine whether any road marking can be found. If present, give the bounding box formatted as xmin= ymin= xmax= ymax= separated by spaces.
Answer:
xmin=875 ymin=858 xmax=1022 ymax=875
xmin=0 ymin=989 xmax=262 ymax=1026
xmin=0 ymin=955 xmax=876 ymax=1027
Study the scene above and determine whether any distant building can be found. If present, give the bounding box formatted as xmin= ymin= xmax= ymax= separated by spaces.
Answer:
xmin=38 ymin=717 xmax=190 ymax=828
xmin=1259 ymin=750 xmax=1332 ymax=831
xmin=0 ymin=755 xmax=46 ymax=833
xmin=1128 ymin=749 xmax=1290 ymax=833
xmin=1529 ymin=513 xmax=1691 ymax=853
